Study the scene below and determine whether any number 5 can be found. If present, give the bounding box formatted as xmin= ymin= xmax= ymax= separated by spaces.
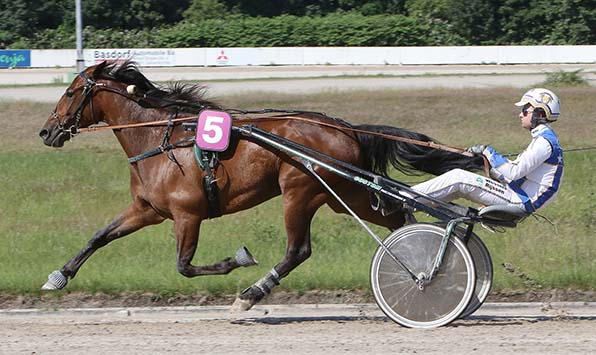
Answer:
xmin=202 ymin=116 xmax=224 ymax=144
xmin=196 ymin=110 xmax=232 ymax=151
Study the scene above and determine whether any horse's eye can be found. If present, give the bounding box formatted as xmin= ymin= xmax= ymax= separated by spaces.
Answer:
xmin=66 ymin=90 xmax=74 ymax=97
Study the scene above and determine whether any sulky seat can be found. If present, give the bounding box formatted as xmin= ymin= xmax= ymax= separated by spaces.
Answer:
xmin=477 ymin=204 xmax=529 ymax=227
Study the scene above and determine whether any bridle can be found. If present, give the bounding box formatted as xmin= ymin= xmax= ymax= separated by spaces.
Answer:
xmin=50 ymin=70 xmax=214 ymax=138
xmin=50 ymin=70 xmax=105 ymax=138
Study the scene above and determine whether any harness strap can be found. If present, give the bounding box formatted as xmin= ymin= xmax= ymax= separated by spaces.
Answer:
xmin=129 ymin=137 xmax=223 ymax=218
xmin=202 ymin=169 xmax=222 ymax=219
xmin=127 ymin=137 xmax=194 ymax=164
xmin=195 ymin=147 xmax=222 ymax=219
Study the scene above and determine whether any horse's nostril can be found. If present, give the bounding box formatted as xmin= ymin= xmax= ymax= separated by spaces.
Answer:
xmin=39 ymin=129 xmax=49 ymax=139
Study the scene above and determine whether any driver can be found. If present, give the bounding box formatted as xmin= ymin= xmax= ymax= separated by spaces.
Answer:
xmin=409 ymin=88 xmax=564 ymax=214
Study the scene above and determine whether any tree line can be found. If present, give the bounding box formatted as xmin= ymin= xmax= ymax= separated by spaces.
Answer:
xmin=1 ymin=0 xmax=594 ymax=49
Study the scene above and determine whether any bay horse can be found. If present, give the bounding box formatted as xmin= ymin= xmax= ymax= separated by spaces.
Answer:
xmin=39 ymin=61 xmax=482 ymax=311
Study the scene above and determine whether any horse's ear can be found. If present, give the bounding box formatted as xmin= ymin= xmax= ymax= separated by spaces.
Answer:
xmin=91 ymin=61 xmax=109 ymax=78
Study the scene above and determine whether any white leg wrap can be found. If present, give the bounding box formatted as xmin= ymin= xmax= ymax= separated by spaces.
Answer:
xmin=41 ymin=270 xmax=68 ymax=290
xmin=230 ymin=269 xmax=280 ymax=313
xmin=255 ymin=269 xmax=280 ymax=295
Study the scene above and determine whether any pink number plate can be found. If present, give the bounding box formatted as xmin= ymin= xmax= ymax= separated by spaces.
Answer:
xmin=195 ymin=110 xmax=232 ymax=151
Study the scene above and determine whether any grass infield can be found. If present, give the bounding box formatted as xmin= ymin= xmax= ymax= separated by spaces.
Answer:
xmin=1 ymin=86 xmax=594 ymax=296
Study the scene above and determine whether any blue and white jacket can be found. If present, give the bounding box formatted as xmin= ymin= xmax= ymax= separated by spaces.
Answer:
xmin=483 ymin=125 xmax=564 ymax=212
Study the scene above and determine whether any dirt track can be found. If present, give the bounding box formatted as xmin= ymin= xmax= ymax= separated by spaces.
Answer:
xmin=1 ymin=63 xmax=595 ymax=103
xmin=2 ymin=303 xmax=595 ymax=354
xmin=3 ymin=318 xmax=596 ymax=354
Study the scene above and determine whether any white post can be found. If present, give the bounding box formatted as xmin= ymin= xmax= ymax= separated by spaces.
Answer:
xmin=75 ymin=0 xmax=84 ymax=72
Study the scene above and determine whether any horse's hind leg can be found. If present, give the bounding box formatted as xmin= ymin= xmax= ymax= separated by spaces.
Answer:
xmin=173 ymin=213 xmax=257 ymax=277
xmin=42 ymin=200 xmax=165 ymax=290
xmin=232 ymin=185 xmax=327 ymax=311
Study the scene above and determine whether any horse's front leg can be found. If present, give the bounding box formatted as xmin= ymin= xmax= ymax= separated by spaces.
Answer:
xmin=42 ymin=200 xmax=165 ymax=290
xmin=173 ymin=214 xmax=258 ymax=277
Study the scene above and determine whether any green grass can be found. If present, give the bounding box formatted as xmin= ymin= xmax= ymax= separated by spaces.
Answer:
xmin=541 ymin=70 xmax=589 ymax=87
xmin=0 ymin=149 xmax=383 ymax=295
xmin=0 ymin=150 xmax=382 ymax=295
xmin=1 ymin=86 xmax=595 ymax=296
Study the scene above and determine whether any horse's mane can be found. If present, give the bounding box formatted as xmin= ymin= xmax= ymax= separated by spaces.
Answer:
xmin=94 ymin=60 xmax=220 ymax=113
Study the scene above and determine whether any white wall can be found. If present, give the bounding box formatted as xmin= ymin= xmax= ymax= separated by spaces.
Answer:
xmin=29 ymin=46 xmax=596 ymax=68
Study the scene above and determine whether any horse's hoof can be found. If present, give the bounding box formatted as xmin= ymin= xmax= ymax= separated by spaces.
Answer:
xmin=230 ymin=297 xmax=255 ymax=312
xmin=235 ymin=246 xmax=258 ymax=267
xmin=41 ymin=270 xmax=68 ymax=290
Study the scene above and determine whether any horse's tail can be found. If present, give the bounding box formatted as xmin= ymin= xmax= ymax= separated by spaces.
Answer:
xmin=355 ymin=124 xmax=484 ymax=177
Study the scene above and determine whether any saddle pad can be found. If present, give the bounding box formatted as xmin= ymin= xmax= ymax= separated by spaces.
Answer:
xmin=195 ymin=110 xmax=232 ymax=152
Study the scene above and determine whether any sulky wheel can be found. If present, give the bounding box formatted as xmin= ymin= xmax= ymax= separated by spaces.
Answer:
xmin=370 ymin=223 xmax=475 ymax=328
xmin=435 ymin=223 xmax=494 ymax=319
xmin=457 ymin=230 xmax=493 ymax=318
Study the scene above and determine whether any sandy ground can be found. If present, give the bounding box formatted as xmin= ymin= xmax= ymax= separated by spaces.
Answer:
xmin=2 ymin=63 xmax=596 ymax=84
xmin=4 ymin=319 xmax=596 ymax=354
xmin=0 ymin=74 xmax=553 ymax=103
xmin=2 ymin=303 xmax=595 ymax=354
xmin=1 ymin=64 xmax=595 ymax=102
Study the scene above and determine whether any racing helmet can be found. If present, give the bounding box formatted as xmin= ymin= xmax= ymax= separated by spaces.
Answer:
xmin=514 ymin=88 xmax=560 ymax=121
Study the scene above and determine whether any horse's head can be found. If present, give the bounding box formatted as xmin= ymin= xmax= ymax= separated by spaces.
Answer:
xmin=39 ymin=62 xmax=110 ymax=147
xmin=39 ymin=60 xmax=219 ymax=147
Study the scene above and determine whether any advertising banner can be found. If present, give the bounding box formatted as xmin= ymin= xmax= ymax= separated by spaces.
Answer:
xmin=0 ymin=50 xmax=31 ymax=68
xmin=86 ymin=49 xmax=178 ymax=66
xmin=26 ymin=46 xmax=596 ymax=68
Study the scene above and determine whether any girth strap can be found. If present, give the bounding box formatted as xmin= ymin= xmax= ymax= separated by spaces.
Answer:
xmin=194 ymin=145 xmax=222 ymax=219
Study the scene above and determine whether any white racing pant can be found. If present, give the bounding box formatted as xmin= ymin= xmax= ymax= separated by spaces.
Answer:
xmin=411 ymin=169 xmax=525 ymax=208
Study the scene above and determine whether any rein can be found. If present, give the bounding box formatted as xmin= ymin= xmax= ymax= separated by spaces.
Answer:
xmin=78 ymin=116 xmax=198 ymax=132
xmin=241 ymin=115 xmax=476 ymax=157
xmin=58 ymin=73 xmax=485 ymax=172
xmin=79 ymin=113 xmax=472 ymax=156
xmin=77 ymin=110 xmax=491 ymax=173
xmin=233 ymin=114 xmax=491 ymax=176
